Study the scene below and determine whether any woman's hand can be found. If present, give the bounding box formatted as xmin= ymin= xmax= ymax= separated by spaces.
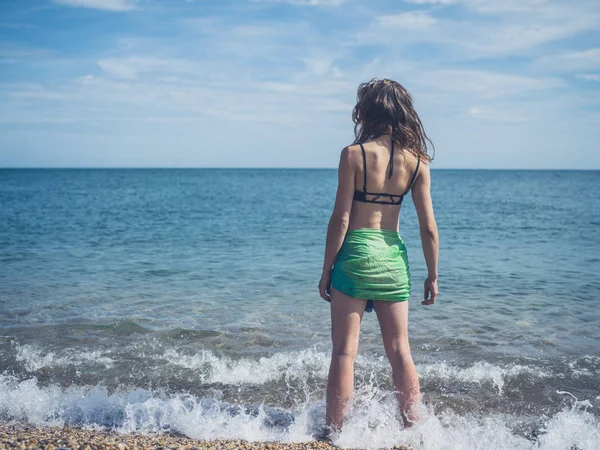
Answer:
xmin=422 ymin=276 xmax=438 ymax=306
xmin=319 ymin=271 xmax=332 ymax=302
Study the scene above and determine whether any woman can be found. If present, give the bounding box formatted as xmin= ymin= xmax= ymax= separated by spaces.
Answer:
xmin=318 ymin=78 xmax=439 ymax=435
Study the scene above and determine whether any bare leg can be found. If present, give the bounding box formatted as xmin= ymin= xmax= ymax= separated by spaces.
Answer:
xmin=374 ymin=300 xmax=421 ymax=426
xmin=325 ymin=288 xmax=367 ymax=434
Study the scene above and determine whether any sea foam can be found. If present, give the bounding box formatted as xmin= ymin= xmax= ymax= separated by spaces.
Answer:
xmin=0 ymin=373 xmax=598 ymax=450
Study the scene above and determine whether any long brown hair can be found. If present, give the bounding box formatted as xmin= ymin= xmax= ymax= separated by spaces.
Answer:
xmin=352 ymin=78 xmax=434 ymax=162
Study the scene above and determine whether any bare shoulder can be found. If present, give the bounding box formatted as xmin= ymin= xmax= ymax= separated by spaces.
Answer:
xmin=339 ymin=144 xmax=361 ymax=165
xmin=342 ymin=144 xmax=362 ymax=156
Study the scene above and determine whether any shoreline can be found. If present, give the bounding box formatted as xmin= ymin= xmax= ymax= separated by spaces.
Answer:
xmin=0 ymin=423 xmax=411 ymax=450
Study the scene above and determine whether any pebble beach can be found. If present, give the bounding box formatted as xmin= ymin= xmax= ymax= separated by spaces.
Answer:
xmin=0 ymin=424 xmax=411 ymax=450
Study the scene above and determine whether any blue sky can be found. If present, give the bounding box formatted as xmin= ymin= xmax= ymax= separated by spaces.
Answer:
xmin=0 ymin=0 xmax=599 ymax=168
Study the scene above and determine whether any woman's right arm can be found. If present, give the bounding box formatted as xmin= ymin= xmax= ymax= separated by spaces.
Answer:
xmin=411 ymin=161 xmax=439 ymax=305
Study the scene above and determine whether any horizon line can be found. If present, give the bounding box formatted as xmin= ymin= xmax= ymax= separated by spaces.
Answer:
xmin=0 ymin=167 xmax=599 ymax=171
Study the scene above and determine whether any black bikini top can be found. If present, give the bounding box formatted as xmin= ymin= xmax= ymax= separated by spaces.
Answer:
xmin=353 ymin=140 xmax=421 ymax=205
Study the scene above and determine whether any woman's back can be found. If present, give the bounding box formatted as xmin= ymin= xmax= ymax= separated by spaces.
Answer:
xmin=349 ymin=136 xmax=421 ymax=231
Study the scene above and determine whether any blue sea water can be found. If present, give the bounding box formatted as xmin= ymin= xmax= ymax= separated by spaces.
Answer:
xmin=0 ymin=168 xmax=599 ymax=449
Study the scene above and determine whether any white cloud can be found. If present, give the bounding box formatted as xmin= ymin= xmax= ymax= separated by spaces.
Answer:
xmin=460 ymin=0 xmax=551 ymax=14
xmin=2 ymin=47 xmax=354 ymax=127
xmin=298 ymin=57 xmax=333 ymax=76
xmin=405 ymin=0 xmax=552 ymax=14
xmin=377 ymin=12 xmax=437 ymax=30
xmin=577 ymin=74 xmax=600 ymax=82
xmin=415 ymin=69 xmax=566 ymax=98
xmin=77 ymin=74 xmax=97 ymax=84
xmin=5 ymin=83 xmax=71 ymax=101
xmin=459 ymin=21 xmax=594 ymax=58
xmin=385 ymin=67 xmax=569 ymax=124
xmin=466 ymin=106 xmax=531 ymax=123
xmin=536 ymin=48 xmax=600 ymax=72
xmin=52 ymin=0 xmax=139 ymax=12
xmin=97 ymin=59 xmax=138 ymax=79
xmin=364 ymin=2 xmax=600 ymax=60
xmin=96 ymin=57 xmax=212 ymax=80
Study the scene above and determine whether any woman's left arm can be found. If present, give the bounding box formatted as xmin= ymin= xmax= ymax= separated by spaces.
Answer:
xmin=319 ymin=146 xmax=356 ymax=301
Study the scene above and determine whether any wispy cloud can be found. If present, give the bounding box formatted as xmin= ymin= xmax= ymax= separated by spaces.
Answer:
xmin=411 ymin=69 xmax=567 ymax=99
xmin=536 ymin=48 xmax=600 ymax=72
xmin=96 ymin=57 xmax=209 ymax=80
xmin=52 ymin=0 xmax=139 ymax=12
xmin=405 ymin=0 xmax=562 ymax=14
xmin=97 ymin=59 xmax=138 ymax=79
xmin=465 ymin=106 xmax=532 ymax=123
xmin=577 ymin=74 xmax=600 ymax=82
xmin=367 ymin=2 xmax=600 ymax=59
xmin=376 ymin=12 xmax=437 ymax=30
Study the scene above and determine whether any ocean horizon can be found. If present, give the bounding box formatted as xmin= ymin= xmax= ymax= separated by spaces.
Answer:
xmin=2 ymin=167 xmax=598 ymax=171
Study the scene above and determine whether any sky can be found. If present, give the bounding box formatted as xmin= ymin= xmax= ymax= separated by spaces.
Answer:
xmin=0 ymin=0 xmax=599 ymax=169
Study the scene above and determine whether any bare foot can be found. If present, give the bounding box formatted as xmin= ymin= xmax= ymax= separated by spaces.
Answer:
xmin=314 ymin=426 xmax=337 ymax=446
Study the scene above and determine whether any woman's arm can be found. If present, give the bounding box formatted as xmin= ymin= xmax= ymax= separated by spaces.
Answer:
xmin=411 ymin=161 xmax=439 ymax=305
xmin=319 ymin=147 xmax=356 ymax=301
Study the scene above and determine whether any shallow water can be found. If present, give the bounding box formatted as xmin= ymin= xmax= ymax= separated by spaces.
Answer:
xmin=1 ymin=168 xmax=599 ymax=449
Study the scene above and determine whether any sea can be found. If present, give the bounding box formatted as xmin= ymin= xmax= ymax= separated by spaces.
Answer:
xmin=0 ymin=168 xmax=599 ymax=450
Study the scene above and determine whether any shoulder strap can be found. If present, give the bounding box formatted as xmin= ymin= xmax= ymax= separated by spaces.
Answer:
xmin=387 ymin=139 xmax=395 ymax=179
xmin=403 ymin=157 xmax=421 ymax=195
xmin=359 ymin=143 xmax=367 ymax=192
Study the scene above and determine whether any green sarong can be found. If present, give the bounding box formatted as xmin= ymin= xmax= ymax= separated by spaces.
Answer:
xmin=330 ymin=228 xmax=411 ymax=306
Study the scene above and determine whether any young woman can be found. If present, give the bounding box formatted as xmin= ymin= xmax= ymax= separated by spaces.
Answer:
xmin=318 ymin=78 xmax=439 ymax=434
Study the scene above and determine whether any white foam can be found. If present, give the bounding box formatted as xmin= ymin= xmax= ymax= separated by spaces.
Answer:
xmin=161 ymin=347 xmax=549 ymax=395
xmin=0 ymin=374 xmax=598 ymax=449
xmin=536 ymin=392 xmax=600 ymax=450
xmin=10 ymin=341 xmax=554 ymax=399
xmin=162 ymin=347 xmax=331 ymax=385
xmin=162 ymin=346 xmax=391 ymax=387
xmin=418 ymin=361 xmax=551 ymax=395
xmin=14 ymin=344 xmax=115 ymax=371
xmin=0 ymin=374 xmax=315 ymax=442
xmin=333 ymin=388 xmax=600 ymax=450
xmin=567 ymin=355 xmax=600 ymax=378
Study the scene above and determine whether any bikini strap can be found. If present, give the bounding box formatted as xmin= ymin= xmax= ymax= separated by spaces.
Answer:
xmin=387 ymin=139 xmax=395 ymax=179
xmin=359 ymin=143 xmax=367 ymax=192
xmin=403 ymin=156 xmax=421 ymax=195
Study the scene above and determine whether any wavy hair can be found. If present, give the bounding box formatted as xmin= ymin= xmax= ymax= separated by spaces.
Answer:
xmin=352 ymin=78 xmax=434 ymax=162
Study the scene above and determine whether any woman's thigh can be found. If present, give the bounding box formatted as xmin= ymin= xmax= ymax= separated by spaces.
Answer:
xmin=329 ymin=288 xmax=367 ymax=356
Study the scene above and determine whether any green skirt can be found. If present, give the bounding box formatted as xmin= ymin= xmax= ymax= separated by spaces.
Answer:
xmin=330 ymin=228 xmax=411 ymax=311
